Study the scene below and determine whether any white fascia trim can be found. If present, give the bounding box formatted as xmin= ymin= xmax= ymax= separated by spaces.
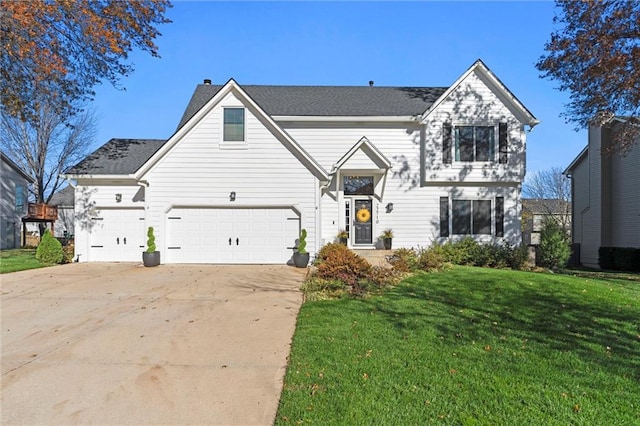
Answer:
xmin=421 ymin=59 xmax=540 ymax=128
xmin=61 ymin=174 xmax=137 ymax=181
xmin=273 ymin=115 xmax=418 ymax=123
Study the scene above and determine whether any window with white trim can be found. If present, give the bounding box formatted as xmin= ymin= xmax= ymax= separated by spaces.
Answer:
xmin=223 ymin=108 xmax=245 ymax=142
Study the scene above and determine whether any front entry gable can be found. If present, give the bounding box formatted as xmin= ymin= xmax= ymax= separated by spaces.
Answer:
xmin=134 ymin=79 xmax=328 ymax=183
xmin=327 ymin=137 xmax=391 ymax=201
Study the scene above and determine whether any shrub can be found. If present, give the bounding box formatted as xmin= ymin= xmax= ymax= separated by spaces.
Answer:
xmin=62 ymin=240 xmax=75 ymax=263
xmin=36 ymin=229 xmax=64 ymax=264
xmin=146 ymin=227 xmax=156 ymax=253
xmin=314 ymin=243 xmax=371 ymax=288
xmin=599 ymin=247 xmax=640 ymax=272
xmin=437 ymin=237 xmax=480 ymax=265
xmin=297 ymin=229 xmax=308 ymax=254
xmin=508 ymin=244 xmax=531 ymax=270
xmin=417 ymin=246 xmax=446 ymax=272
xmin=389 ymin=247 xmax=419 ymax=273
xmin=537 ymin=218 xmax=570 ymax=269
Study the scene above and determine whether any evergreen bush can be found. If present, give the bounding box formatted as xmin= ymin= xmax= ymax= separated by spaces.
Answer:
xmin=537 ymin=218 xmax=570 ymax=268
xmin=146 ymin=227 xmax=156 ymax=253
xmin=36 ymin=229 xmax=64 ymax=264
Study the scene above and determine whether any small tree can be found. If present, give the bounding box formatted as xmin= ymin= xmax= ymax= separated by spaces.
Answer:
xmin=36 ymin=229 xmax=64 ymax=264
xmin=537 ymin=218 xmax=570 ymax=269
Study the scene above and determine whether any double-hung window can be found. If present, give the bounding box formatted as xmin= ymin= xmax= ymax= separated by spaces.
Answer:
xmin=223 ymin=108 xmax=245 ymax=142
xmin=455 ymin=126 xmax=494 ymax=162
xmin=15 ymin=185 xmax=25 ymax=213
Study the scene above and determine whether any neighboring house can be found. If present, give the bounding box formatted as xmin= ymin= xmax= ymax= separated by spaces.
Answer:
xmin=63 ymin=60 xmax=539 ymax=264
xmin=521 ymin=198 xmax=571 ymax=246
xmin=49 ymin=185 xmax=75 ymax=238
xmin=1 ymin=151 xmax=34 ymax=249
xmin=564 ymin=119 xmax=640 ymax=268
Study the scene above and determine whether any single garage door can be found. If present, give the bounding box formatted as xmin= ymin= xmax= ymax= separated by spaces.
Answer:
xmin=89 ymin=208 xmax=146 ymax=261
xmin=165 ymin=207 xmax=300 ymax=264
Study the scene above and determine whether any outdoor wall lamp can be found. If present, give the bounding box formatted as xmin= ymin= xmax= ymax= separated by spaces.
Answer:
xmin=230 ymin=191 xmax=236 ymax=202
xmin=115 ymin=193 xmax=122 ymax=203
xmin=386 ymin=202 xmax=394 ymax=213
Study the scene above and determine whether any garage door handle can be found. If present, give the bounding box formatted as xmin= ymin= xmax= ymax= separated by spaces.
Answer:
xmin=123 ymin=237 xmax=126 ymax=245
xmin=229 ymin=237 xmax=232 ymax=246
xmin=116 ymin=237 xmax=119 ymax=245
xmin=236 ymin=238 xmax=239 ymax=246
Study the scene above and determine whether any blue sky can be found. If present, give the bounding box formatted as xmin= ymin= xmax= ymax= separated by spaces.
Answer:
xmin=92 ymin=1 xmax=585 ymax=176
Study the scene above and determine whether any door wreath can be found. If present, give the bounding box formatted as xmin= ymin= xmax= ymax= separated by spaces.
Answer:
xmin=356 ymin=207 xmax=371 ymax=223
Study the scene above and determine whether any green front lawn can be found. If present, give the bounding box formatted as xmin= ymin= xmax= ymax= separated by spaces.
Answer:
xmin=0 ymin=248 xmax=45 ymax=274
xmin=277 ymin=266 xmax=640 ymax=424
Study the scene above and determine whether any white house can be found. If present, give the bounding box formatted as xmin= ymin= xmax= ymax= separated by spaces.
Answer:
xmin=64 ymin=60 xmax=539 ymax=264
xmin=564 ymin=119 xmax=640 ymax=268
xmin=1 ymin=151 xmax=34 ymax=249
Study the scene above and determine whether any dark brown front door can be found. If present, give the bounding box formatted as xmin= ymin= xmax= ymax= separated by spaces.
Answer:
xmin=354 ymin=199 xmax=373 ymax=245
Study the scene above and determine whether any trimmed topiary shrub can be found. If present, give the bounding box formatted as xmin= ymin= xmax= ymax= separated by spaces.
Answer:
xmin=297 ymin=228 xmax=307 ymax=254
xmin=36 ymin=229 xmax=64 ymax=264
xmin=146 ymin=227 xmax=156 ymax=252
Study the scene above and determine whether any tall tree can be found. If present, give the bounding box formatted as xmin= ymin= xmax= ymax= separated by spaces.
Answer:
xmin=1 ymin=0 xmax=171 ymax=123
xmin=537 ymin=0 xmax=639 ymax=153
xmin=1 ymin=104 xmax=96 ymax=204
xmin=523 ymin=167 xmax=571 ymax=234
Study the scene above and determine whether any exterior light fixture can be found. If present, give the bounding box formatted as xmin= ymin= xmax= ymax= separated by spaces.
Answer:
xmin=386 ymin=202 xmax=393 ymax=213
xmin=115 ymin=193 xmax=122 ymax=203
xmin=230 ymin=191 xmax=236 ymax=201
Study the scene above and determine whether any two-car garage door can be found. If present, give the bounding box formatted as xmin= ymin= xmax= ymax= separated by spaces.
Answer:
xmin=165 ymin=207 xmax=300 ymax=264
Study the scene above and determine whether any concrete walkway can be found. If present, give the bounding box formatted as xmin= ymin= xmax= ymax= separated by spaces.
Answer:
xmin=1 ymin=263 xmax=305 ymax=425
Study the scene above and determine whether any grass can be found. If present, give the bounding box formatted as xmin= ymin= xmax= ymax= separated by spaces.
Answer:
xmin=276 ymin=266 xmax=640 ymax=425
xmin=0 ymin=248 xmax=46 ymax=274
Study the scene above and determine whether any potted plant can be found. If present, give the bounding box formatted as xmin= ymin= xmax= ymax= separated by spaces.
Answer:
xmin=293 ymin=228 xmax=310 ymax=268
xmin=337 ymin=229 xmax=349 ymax=245
xmin=381 ymin=229 xmax=393 ymax=250
xmin=142 ymin=226 xmax=160 ymax=267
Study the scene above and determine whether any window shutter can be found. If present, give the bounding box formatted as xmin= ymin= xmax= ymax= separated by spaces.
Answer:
xmin=495 ymin=197 xmax=504 ymax=237
xmin=440 ymin=197 xmax=450 ymax=237
xmin=443 ymin=123 xmax=452 ymax=164
xmin=498 ymin=123 xmax=508 ymax=164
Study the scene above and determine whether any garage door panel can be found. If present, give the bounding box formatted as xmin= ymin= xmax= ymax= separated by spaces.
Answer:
xmin=89 ymin=209 xmax=145 ymax=262
xmin=166 ymin=208 xmax=300 ymax=264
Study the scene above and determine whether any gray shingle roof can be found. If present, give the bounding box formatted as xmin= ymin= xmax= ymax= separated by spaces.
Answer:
xmin=65 ymin=139 xmax=166 ymax=175
xmin=177 ymin=84 xmax=448 ymax=130
xmin=49 ymin=185 xmax=74 ymax=206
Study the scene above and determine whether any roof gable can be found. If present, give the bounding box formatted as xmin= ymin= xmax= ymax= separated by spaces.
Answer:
xmin=332 ymin=137 xmax=391 ymax=172
xmin=136 ymin=79 xmax=329 ymax=181
xmin=421 ymin=59 xmax=539 ymax=127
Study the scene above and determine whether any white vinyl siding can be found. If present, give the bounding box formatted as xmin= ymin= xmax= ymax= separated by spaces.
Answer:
xmin=609 ymin=143 xmax=640 ymax=248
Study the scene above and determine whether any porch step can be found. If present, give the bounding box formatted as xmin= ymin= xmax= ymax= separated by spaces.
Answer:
xmin=352 ymin=249 xmax=394 ymax=268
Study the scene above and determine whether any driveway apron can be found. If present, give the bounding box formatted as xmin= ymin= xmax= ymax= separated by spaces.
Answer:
xmin=1 ymin=263 xmax=305 ymax=425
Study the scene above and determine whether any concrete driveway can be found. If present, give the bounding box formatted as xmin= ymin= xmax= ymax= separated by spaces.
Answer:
xmin=1 ymin=263 xmax=305 ymax=425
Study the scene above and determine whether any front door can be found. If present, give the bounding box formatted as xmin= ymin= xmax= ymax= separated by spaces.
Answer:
xmin=353 ymin=199 xmax=373 ymax=245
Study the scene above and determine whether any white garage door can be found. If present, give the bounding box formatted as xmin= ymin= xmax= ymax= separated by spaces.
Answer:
xmin=165 ymin=207 xmax=300 ymax=264
xmin=89 ymin=209 xmax=146 ymax=261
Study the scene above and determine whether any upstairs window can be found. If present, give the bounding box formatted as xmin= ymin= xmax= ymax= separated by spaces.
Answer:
xmin=454 ymin=125 xmax=495 ymax=162
xmin=223 ymin=108 xmax=245 ymax=142
xmin=15 ymin=185 xmax=25 ymax=213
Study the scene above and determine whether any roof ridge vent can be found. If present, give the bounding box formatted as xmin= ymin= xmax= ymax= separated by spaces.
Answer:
xmin=203 ymin=79 xmax=212 ymax=85
xmin=369 ymin=80 xmax=374 ymax=87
